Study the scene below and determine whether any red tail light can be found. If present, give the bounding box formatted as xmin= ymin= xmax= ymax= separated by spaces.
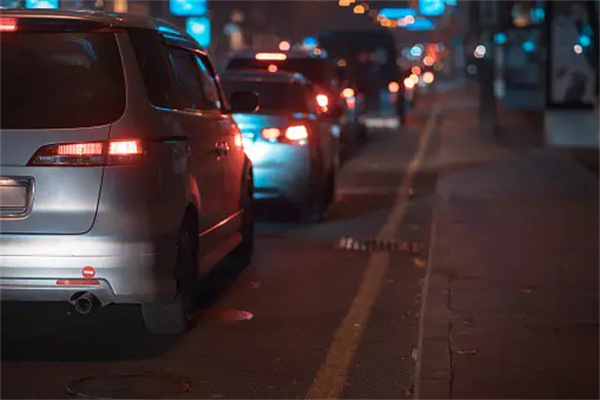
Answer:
xmin=285 ymin=125 xmax=309 ymax=141
xmin=0 ymin=18 xmax=17 ymax=32
xmin=28 ymin=139 xmax=143 ymax=167
xmin=316 ymin=94 xmax=329 ymax=110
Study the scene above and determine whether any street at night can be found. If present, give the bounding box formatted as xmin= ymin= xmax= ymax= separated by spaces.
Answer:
xmin=0 ymin=1 xmax=598 ymax=399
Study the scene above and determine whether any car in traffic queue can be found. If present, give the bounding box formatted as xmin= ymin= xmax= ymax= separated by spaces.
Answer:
xmin=224 ymin=49 xmax=365 ymax=162
xmin=0 ymin=10 xmax=258 ymax=334
xmin=220 ymin=70 xmax=339 ymax=221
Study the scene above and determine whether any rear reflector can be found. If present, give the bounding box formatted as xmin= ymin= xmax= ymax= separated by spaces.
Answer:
xmin=0 ymin=18 xmax=17 ymax=32
xmin=56 ymin=279 xmax=100 ymax=286
xmin=29 ymin=139 xmax=143 ymax=167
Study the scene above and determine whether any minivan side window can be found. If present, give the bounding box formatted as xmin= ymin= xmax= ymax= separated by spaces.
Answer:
xmin=126 ymin=28 xmax=177 ymax=109
xmin=166 ymin=46 xmax=210 ymax=111
xmin=193 ymin=54 xmax=222 ymax=110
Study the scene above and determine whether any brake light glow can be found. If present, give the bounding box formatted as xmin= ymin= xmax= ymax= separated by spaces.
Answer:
xmin=403 ymin=77 xmax=415 ymax=89
xmin=411 ymin=66 xmax=422 ymax=75
xmin=234 ymin=133 xmax=243 ymax=148
xmin=285 ymin=125 xmax=309 ymax=141
xmin=388 ymin=81 xmax=400 ymax=93
xmin=255 ymin=52 xmax=287 ymax=61
xmin=29 ymin=139 xmax=144 ymax=167
xmin=268 ymin=64 xmax=278 ymax=73
xmin=108 ymin=139 xmax=142 ymax=155
xmin=342 ymin=88 xmax=355 ymax=98
xmin=0 ymin=18 xmax=17 ymax=32
xmin=316 ymin=94 xmax=329 ymax=109
xmin=261 ymin=128 xmax=282 ymax=141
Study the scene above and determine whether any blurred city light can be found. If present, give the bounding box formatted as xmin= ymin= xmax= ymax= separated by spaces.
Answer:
xmin=493 ymin=32 xmax=507 ymax=45
xmin=25 ymin=0 xmax=58 ymax=8
xmin=474 ymin=44 xmax=486 ymax=58
xmin=446 ymin=0 xmax=457 ymax=5
xmin=388 ymin=81 xmax=400 ymax=93
xmin=186 ymin=17 xmax=210 ymax=47
xmin=579 ymin=35 xmax=591 ymax=47
xmin=337 ymin=59 xmax=347 ymax=67
xmin=411 ymin=66 xmax=422 ymax=75
xmin=406 ymin=18 xmax=435 ymax=31
xmin=353 ymin=4 xmax=366 ymax=14
xmin=303 ymin=36 xmax=318 ymax=49
xmin=434 ymin=61 xmax=443 ymax=71
xmin=418 ymin=0 xmax=445 ymax=17
xmin=403 ymin=77 xmax=415 ymax=89
xmin=410 ymin=45 xmax=423 ymax=57
xmin=342 ymin=88 xmax=355 ymax=98
xmin=378 ymin=8 xmax=417 ymax=19
xmin=268 ymin=64 xmax=278 ymax=73
xmin=530 ymin=7 xmax=545 ymax=24
xmin=522 ymin=40 xmax=535 ymax=53
xmin=170 ymin=0 xmax=207 ymax=16
xmin=339 ymin=0 xmax=354 ymax=6
xmin=574 ymin=44 xmax=583 ymax=54
xmin=423 ymin=55 xmax=434 ymax=66
xmin=423 ymin=71 xmax=434 ymax=84
xmin=409 ymin=74 xmax=419 ymax=84
xmin=404 ymin=15 xmax=415 ymax=24
xmin=278 ymin=40 xmax=291 ymax=51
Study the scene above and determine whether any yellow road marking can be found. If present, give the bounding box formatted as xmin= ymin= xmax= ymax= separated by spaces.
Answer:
xmin=306 ymin=106 xmax=440 ymax=399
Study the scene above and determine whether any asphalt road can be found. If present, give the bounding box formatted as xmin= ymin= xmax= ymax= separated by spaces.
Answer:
xmin=1 ymin=93 xmax=442 ymax=399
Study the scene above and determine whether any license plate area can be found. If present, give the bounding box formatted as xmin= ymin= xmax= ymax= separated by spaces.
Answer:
xmin=0 ymin=177 xmax=34 ymax=218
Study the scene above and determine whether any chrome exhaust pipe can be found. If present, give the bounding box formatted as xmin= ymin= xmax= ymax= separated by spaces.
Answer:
xmin=73 ymin=292 xmax=98 ymax=315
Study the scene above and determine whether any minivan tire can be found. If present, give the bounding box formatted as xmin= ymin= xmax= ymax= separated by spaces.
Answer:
xmin=142 ymin=223 xmax=197 ymax=334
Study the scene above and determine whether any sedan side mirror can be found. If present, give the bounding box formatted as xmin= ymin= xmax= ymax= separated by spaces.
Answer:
xmin=230 ymin=91 xmax=259 ymax=113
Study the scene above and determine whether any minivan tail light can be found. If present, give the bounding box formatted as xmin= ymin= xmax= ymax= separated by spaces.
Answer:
xmin=108 ymin=139 xmax=142 ymax=155
xmin=28 ymin=139 xmax=143 ymax=167
xmin=0 ymin=18 xmax=17 ymax=32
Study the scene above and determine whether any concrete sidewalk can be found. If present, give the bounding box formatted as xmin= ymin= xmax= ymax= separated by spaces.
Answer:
xmin=416 ymin=105 xmax=599 ymax=398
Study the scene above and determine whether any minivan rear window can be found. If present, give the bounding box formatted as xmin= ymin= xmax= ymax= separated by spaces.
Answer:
xmin=1 ymin=32 xmax=125 ymax=129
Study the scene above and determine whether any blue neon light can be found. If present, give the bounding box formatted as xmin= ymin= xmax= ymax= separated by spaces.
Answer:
xmin=529 ymin=7 xmax=545 ymax=24
xmin=406 ymin=18 xmax=435 ymax=31
xmin=579 ymin=35 xmax=591 ymax=47
xmin=418 ymin=0 xmax=445 ymax=17
xmin=303 ymin=36 xmax=318 ymax=48
xmin=170 ymin=0 xmax=207 ymax=16
xmin=378 ymin=8 xmax=417 ymax=19
xmin=25 ymin=0 xmax=58 ymax=9
xmin=493 ymin=32 xmax=507 ymax=45
xmin=522 ymin=40 xmax=535 ymax=52
xmin=186 ymin=17 xmax=210 ymax=48
xmin=410 ymin=45 xmax=423 ymax=57
xmin=446 ymin=0 xmax=457 ymax=5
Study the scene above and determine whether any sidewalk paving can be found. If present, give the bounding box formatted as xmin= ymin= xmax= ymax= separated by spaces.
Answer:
xmin=416 ymin=103 xmax=599 ymax=399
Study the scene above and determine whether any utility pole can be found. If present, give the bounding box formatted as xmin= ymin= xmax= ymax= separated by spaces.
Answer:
xmin=478 ymin=0 xmax=498 ymax=136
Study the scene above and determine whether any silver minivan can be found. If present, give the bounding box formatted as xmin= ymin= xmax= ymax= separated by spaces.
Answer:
xmin=0 ymin=10 xmax=257 ymax=333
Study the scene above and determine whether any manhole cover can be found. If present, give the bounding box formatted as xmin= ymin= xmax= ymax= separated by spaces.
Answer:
xmin=67 ymin=373 xmax=190 ymax=399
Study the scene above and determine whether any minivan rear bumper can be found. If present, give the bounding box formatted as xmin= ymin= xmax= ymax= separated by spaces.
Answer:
xmin=0 ymin=235 xmax=177 ymax=305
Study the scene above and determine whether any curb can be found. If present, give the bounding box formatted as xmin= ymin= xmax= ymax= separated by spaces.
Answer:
xmin=414 ymin=140 xmax=452 ymax=399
